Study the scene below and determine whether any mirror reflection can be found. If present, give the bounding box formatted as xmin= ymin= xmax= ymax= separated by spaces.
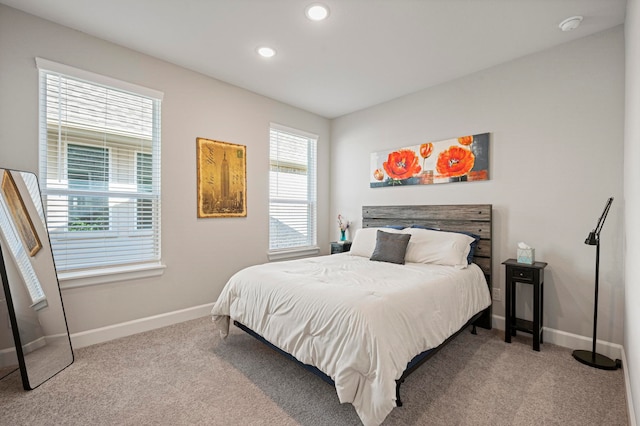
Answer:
xmin=0 ymin=290 xmax=19 ymax=380
xmin=0 ymin=168 xmax=73 ymax=389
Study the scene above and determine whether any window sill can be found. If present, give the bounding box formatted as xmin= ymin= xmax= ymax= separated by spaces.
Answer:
xmin=31 ymin=299 xmax=49 ymax=311
xmin=58 ymin=261 xmax=166 ymax=290
xmin=267 ymin=246 xmax=320 ymax=262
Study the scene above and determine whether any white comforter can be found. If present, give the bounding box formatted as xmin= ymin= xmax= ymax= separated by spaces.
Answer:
xmin=211 ymin=253 xmax=491 ymax=425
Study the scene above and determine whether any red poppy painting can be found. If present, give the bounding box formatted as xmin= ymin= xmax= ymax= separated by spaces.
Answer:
xmin=383 ymin=149 xmax=422 ymax=180
xmin=436 ymin=146 xmax=475 ymax=178
xmin=370 ymin=133 xmax=489 ymax=187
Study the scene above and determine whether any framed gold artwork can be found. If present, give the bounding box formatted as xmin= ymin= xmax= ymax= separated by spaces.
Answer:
xmin=196 ymin=138 xmax=247 ymax=218
xmin=1 ymin=170 xmax=42 ymax=256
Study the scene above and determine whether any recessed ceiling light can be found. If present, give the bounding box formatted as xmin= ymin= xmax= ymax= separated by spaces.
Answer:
xmin=305 ymin=3 xmax=330 ymax=21
xmin=559 ymin=16 xmax=583 ymax=32
xmin=257 ymin=46 xmax=276 ymax=58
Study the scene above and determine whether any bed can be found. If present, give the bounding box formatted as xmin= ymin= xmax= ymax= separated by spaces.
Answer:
xmin=211 ymin=204 xmax=493 ymax=425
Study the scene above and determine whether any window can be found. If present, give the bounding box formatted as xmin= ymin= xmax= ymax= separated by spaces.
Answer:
xmin=37 ymin=58 xmax=163 ymax=281
xmin=67 ymin=144 xmax=109 ymax=232
xmin=268 ymin=124 xmax=318 ymax=258
xmin=136 ymin=152 xmax=153 ymax=230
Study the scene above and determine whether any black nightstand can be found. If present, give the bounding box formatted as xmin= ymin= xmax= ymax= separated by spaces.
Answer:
xmin=331 ymin=241 xmax=352 ymax=254
xmin=503 ymin=258 xmax=548 ymax=351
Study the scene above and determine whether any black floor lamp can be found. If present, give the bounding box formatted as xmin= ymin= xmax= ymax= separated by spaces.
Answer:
xmin=572 ymin=197 xmax=620 ymax=370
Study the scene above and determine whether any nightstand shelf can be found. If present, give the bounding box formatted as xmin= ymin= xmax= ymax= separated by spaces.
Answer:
xmin=512 ymin=318 xmax=535 ymax=335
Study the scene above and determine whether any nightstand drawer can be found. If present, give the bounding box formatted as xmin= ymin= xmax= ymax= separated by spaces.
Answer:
xmin=510 ymin=267 xmax=534 ymax=282
xmin=331 ymin=241 xmax=351 ymax=254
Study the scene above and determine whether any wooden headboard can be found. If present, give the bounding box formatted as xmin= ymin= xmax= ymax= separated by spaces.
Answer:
xmin=362 ymin=204 xmax=493 ymax=329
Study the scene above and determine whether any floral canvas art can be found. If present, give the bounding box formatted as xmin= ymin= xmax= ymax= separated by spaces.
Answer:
xmin=370 ymin=133 xmax=489 ymax=188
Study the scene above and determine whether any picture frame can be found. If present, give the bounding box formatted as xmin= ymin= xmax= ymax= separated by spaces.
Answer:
xmin=196 ymin=137 xmax=247 ymax=218
xmin=370 ymin=132 xmax=490 ymax=188
xmin=1 ymin=170 xmax=42 ymax=256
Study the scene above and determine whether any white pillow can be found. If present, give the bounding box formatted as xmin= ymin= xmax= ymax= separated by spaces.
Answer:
xmin=349 ymin=227 xmax=403 ymax=258
xmin=401 ymin=228 xmax=473 ymax=268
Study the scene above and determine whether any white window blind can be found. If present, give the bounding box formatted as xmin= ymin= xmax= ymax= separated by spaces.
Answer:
xmin=269 ymin=124 xmax=317 ymax=253
xmin=37 ymin=59 xmax=162 ymax=273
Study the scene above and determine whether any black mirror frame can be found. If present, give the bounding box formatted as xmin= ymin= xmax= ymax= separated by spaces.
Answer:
xmin=0 ymin=168 xmax=74 ymax=390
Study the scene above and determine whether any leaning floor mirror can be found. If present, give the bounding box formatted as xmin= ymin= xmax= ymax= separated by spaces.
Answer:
xmin=0 ymin=168 xmax=73 ymax=390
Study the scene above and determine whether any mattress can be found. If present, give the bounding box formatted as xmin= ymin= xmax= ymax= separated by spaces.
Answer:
xmin=211 ymin=253 xmax=491 ymax=425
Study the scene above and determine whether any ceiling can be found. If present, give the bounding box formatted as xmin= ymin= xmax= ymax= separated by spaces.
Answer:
xmin=0 ymin=0 xmax=627 ymax=118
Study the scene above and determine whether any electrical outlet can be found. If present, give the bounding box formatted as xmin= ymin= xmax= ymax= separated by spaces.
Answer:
xmin=492 ymin=288 xmax=501 ymax=302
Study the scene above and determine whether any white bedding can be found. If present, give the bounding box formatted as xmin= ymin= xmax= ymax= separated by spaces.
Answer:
xmin=211 ymin=253 xmax=491 ymax=426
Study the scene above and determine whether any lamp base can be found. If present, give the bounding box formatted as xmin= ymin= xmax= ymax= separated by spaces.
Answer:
xmin=572 ymin=349 xmax=620 ymax=370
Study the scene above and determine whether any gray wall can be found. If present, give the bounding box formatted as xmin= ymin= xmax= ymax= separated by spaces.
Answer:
xmin=625 ymin=0 xmax=640 ymax=422
xmin=331 ymin=27 xmax=625 ymax=346
xmin=0 ymin=5 xmax=331 ymax=334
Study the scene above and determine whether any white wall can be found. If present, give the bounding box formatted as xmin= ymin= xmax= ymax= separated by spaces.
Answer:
xmin=0 ymin=5 xmax=331 ymax=334
xmin=625 ymin=0 xmax=640 ymax=423
xmin=331 ymin=28 xmax=625 ymax=347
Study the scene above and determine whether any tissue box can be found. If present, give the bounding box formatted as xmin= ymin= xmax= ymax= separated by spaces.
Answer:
xmin=517 ymin=248 xmax=535 ymax=264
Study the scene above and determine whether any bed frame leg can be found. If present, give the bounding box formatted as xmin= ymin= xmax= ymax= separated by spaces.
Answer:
xmin=395 ymin=379 xmax=404 ymax=407
xmin=471 ymin=324 xmax=477 ymax=335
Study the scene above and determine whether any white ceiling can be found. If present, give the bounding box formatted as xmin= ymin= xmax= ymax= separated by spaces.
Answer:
xmin=0 ymin=0 xmax=627 ymax=118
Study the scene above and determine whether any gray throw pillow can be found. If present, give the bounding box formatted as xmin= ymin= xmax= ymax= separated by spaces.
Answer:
xmin=370 ymin=230 xmax=411 ymax=265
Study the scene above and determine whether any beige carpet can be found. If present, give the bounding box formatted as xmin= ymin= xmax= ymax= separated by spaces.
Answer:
xmin=0 ymin=317 xmax=628 ymax=425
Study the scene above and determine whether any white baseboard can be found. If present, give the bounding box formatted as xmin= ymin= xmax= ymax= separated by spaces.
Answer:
xmin=70 ymin=302 xmax=215 ymax=349
xmin=491 ymin=315 xmax=623 ymax=360
xmin=0 ymin=346 xmax=18 ymax=369
xmin=71 ymin=308 xmax=623 ymax=355
xmin=0 ymin=335 xmax=47 ymax=368
xmin=622 ymin=348 xmax=637 ymax=426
